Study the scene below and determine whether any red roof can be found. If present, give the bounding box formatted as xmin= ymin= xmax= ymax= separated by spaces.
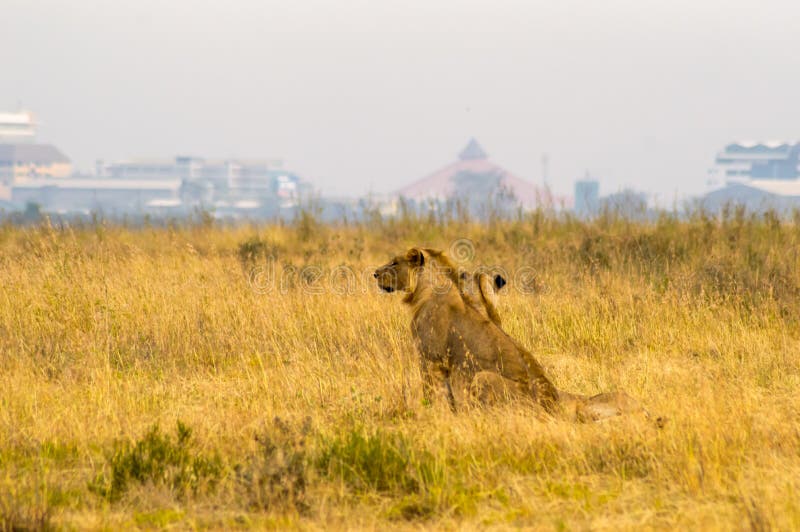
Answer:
xmin=396 ymin=140 xmax=553 ymax=209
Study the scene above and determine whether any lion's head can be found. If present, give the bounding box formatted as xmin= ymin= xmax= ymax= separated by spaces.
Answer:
xmin=459 ymin=270 xmax=506 ymax=292
xmin=373 ymin=248 xmax=426 ymax=293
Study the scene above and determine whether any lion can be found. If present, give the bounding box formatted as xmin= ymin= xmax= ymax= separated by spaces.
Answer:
xmin=374 ymin=247 xmax=560 ymax=413
xmin=375 ymin=247 xmax=658 ymax=424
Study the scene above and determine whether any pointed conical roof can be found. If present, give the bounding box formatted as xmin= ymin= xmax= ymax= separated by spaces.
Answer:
xmin=458 ymin=138 xmax=488 ymax=161
xmin=397 ymin=140 xmax=554 ymax=209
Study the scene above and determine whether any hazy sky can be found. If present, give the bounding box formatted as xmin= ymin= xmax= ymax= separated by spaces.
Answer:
xmin=2 ymin=0 xmax=799 ymax=200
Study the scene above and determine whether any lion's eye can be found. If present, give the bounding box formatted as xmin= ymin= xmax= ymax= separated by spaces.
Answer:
xmin=390 ymin=261 xmax=398 ymax=266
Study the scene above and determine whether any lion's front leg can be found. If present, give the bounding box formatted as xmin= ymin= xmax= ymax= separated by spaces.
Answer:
xmin=442 ymin=374 xmax=456 ymax=412
xmin=419 ymin=357 xmax=456 ymax=411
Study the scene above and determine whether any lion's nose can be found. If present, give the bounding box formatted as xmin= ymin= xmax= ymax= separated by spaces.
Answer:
xmin=373 ymin=271 xmax=379 ymax=278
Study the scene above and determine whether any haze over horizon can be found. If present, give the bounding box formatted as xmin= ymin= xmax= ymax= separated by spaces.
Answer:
xmin=2 ymin=0 xmax=799 ymax=203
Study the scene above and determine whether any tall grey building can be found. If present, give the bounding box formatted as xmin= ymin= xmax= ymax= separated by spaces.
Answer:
xmin=574 ymin=179 xmax=599 ymax=217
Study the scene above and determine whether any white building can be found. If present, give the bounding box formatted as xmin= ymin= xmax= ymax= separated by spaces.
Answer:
xmin=703 ymin=141 xmax=800 ymax=212
xmin=0 ymin=111 xmax=37 ymax=143
xmin=3 ymin=131 xmax=308 ymax=216
xmin=96 ymin=155 xmax=303 ymax=212
xmin=709 ymin=141 xmax=800 ymax=187
xmin=12 ymin=178 xmax=182 ymax=214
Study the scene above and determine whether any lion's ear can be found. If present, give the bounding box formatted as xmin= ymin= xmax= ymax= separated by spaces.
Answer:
xmin=406 ymin=247 xmax=425 ymax=267
xmin=494 ymin=274 xmax=507 ymax=290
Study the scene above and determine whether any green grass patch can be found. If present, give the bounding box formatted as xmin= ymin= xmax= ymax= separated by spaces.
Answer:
xmin=88 ymin=421 xmax=222 ymax=502
xmin=316 ymin=427 xmax=422 ymax=494
xmin=133 ymin=508 xmax=185 ymax=528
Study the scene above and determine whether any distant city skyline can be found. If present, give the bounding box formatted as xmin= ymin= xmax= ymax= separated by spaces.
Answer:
xmin=3 ymin=0 xmax=799 ymax=203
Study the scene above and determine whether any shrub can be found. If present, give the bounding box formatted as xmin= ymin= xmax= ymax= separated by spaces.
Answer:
xmin=237 ymin=236 xmax=280 ymax=266
xmin=88 ymin=421 xmax=222 ymax=502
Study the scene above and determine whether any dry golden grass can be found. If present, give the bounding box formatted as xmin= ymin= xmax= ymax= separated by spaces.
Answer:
xmin=1 ymin=211 xmax=799 ymax=530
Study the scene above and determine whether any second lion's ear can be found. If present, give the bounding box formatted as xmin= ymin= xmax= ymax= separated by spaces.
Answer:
xmin=494 ymin=274 xmax=507 ymax=290
xmin=406 ymin=248 xmax=425 ymax=266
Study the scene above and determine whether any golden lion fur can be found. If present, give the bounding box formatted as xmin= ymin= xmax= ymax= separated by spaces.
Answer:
xmin=375 ymin=247 xmax=559 ymax=412
xmin=376 ymin=247 xmax=660 ymax=424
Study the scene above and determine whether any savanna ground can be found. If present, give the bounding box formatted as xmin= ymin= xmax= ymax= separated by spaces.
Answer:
xmin=1 ymin=207 xmax=799 ymax=530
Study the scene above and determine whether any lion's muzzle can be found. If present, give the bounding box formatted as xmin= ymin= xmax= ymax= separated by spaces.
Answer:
xmin=374 ymin=268 xmax=397 ymax=293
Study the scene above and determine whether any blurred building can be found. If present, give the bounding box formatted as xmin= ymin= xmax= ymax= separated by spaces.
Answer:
xmin=101 ymin=156 xmax=279 ymax=181
xmin=702 ymin=180 xmax=800 ymax=213
xmin=97 ymin=156 xmax=302 ymax=208
xmin=0 ymin=109 xmax=309 ymax=218
xmin=0 ymin=144 xmax=72 ymax=200
xmin=0 ymin=110 xmax=73 ymax=200
xmin=395 ymin=139 xmax=553 ymax=213
xmin=0 ymin=111 xmax=37 ymax=143
xmin=703 ymin=140 xmax=800 ymax=212
xmin=12 ymin=154 xmax=309 ymax=217
xmin=709 ymin=141 xmax=800 ymax=185
xmin=12 ymin=178 xmax=182 ymax=214
xmin=574 ymin=178 xmax=599 ymax=217
xmin=0 ymin=144 xmax=72 ymax=179
xmin=571 ymin=175 xmax=650 ymax=219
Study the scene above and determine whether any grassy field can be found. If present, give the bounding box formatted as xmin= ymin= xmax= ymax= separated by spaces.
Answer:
xmin=1 ymin=210 xmax=799 ymax=530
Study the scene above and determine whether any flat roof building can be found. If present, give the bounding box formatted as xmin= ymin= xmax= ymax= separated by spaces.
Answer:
xmin=704 ymin=141 xmax=800 ymax=212
xmin=710 ymin=141 xmax=800 ymax=185
xmin=0 ymin=144 xmax=72 ymax=200
xmin=0 ymin=111 xmax=37 ymax=143
xmin=12 ymin=178 xmax=182 ymax=214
